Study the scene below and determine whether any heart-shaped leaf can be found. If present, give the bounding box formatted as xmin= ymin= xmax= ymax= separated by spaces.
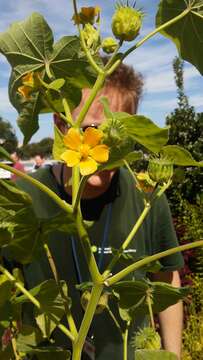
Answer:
xmin=156 ymin=0 xmax=203 ymax=75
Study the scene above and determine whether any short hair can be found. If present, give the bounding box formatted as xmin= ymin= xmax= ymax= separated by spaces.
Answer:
xmin=72 ymin=59 xmax=144 ymax=120
xmin=102 ymin=56 xmax=144 ymax=113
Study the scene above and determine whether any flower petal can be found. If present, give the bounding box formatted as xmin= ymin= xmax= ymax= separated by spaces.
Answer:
xmin=61 ymin=150 xmax=80 ymax=167
xmin=90 ymin=144 xmax=109 ymax=163
xmin=63 ymin=128 xmax=82 ymax=150
xmin=18 ymin=85 xmax=32 ymax=99
xmin=79 ymin=157 xmax=98 ymax=175
xmin=83 ymin=127 xmax=103 ymax=148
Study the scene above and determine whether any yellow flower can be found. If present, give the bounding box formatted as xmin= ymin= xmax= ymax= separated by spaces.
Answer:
xmin=17 ymin=71 xmax=41 ymax=99
xmin=17 ymin=85 xmax=32 ymax=100
xmin=61 ymin=127 xmax=109 ymax=176
xmin=72 ymin=6 xmax=101 ymax=25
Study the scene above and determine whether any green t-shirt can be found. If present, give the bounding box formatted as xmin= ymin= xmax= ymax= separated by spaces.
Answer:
xmin=16 ymin=166 xmax=184 ymax=359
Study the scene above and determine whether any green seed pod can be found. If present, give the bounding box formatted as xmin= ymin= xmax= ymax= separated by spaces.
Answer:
xmin=101 ymin=37 xmax=118 ymax=54
xmin=148 ymin=157 xmax=173 ymax=184
xmin=111 ymin=5 xmax=143 ymax=42
xmin=131 ymin=327 xmax=161 ymax=350
xmin=80 ymin=291 xmax=108 ymax=314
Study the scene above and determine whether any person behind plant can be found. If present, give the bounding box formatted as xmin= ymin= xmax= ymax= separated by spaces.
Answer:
xmin=33 ymin=154 xmax=46 ymax=170
xmin=10 ymin=150 xmax=25 ymax=181
xmin=16 ymin=61 xmax=184 ymax=359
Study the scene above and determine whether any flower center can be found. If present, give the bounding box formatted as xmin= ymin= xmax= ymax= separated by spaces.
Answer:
xmin=80 ymin=144 xmax=90 ymax=159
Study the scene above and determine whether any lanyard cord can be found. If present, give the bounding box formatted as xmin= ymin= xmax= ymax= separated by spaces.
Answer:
xmin=71 ymin=202 xmax=113 ymax=284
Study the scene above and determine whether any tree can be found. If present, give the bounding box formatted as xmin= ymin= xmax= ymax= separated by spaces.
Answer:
xmin=166 ymin=57 xmax=203 ymax=205
xmin=21 ymin=137 xmax=54 ymax=159
xmin=0 ymin=117 xmax=18 ymax=156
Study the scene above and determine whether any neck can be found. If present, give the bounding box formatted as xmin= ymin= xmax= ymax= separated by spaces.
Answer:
xmin=53 ymin=164 xmax=116 ymax=199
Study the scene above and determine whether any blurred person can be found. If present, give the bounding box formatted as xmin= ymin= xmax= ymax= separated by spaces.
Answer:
xmin=10 ymin=150 xmax=25 ymax=181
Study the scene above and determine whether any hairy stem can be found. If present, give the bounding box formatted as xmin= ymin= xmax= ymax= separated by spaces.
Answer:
xmin=72 ymin=284 xmax=103 ymax=360
xmin=106 ymin=240 xmax=203 ymax=286
xmin=11 ymin=331 xmax=21 ymax=360
xmin=73 ymin=175 xmax=89 ymax=213
xmin=0 ymin=265 xmax=75 ymax=342
xmin=0 ymin=163 xmax=73 ymax=214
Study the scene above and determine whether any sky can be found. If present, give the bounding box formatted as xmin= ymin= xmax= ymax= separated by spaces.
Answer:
xmin=0 ymin=0 xmax=203 ymax=144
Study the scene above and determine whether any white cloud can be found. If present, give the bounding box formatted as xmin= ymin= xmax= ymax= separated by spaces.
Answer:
xmin=0 ymin=87 xmax=13 ymax=113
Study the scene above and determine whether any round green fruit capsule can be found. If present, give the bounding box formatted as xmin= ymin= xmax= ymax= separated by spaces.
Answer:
xmin=112 ymin=6 xmax=142 ymax=42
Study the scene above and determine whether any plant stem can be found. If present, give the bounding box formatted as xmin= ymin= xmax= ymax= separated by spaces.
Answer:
xmin=72 ymin=166 xmax=80 ymax=208
xmin=106 ymin=240 xmax=203 ymax=286
xmin=11 ymin=327 xmax=21 ymax=360
xmin=72 ymin=0 xmax=103 ymax=75
xmin=122 ymin=7 xmax=191 ymax=60
xmin=73 ymin=175 xmax=88 ymax=213
xmin=43 ymin=242 xmax=78 ymax=337
xmin=106 ymin=306 xmax=122 ymax=337
xmin=124 ymin=160 xmax=143 ymax=195
xmin=122 ymin=321 xmax=130 ymax=360
xmin=62 ymin=97 xmax=75 ymax=127
xmin=0 ymin=163 xmax=73 ymax=214
xmin=0 ymin=264 xmax=75 ymax=342
xmin=76 ymin=211 xmax=102 ymax=284
xmin=72 ymin=284 xmax=103 ymax=360
xmin=75 ymin=72 xmax=106 ymax=127
xmin=146 ymin=291 xmax=155 ymax=330
xmin=103 ymin=201 xmax=151 ymax=277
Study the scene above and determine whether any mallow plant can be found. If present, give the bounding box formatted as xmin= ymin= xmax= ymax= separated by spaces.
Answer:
xmin=0 ymin=1 xmax=203 ymax=359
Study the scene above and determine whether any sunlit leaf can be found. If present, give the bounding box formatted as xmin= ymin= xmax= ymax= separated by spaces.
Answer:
xmin=0 ymin=13 xmax=97 ymax=143
xmin=161 ymin=145 xmax=203 ymax=166
xmin=156 ymin=0 xmax=203 ymax=75
xmin=0 ymin=179 xmax=32 ymax=211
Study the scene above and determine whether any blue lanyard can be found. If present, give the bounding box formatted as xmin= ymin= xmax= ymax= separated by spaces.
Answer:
xmin=71 ymin=202 xmax=113 ymax=284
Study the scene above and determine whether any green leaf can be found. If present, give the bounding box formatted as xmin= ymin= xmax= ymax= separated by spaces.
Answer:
xmin=113 ymin=280 xmax=190 ymax=319
xmin=0 ymin=146 xmax=12 ymax=161
xmin=48 ymin=79 xmax=65 ymax=91
xmin=41 ymin=211 xmax=77 ymax=236
xmin=119 ymin=113 xmax=169 ymax=153
xmin=0 ymin=179 xmax=32 ymax=211
xmin=15 ymin=280 xmax=70 ymax=339
xmin=52 ymin=125 xmax=66 ymax=161
xmin=135 ymin=349 xmax=178 ymax=360
xmin=161 ymin=145 xmax=203 ymax=166
xmin=0 ymin=13 xmax=97 ymax=143
xmin=0 ymin=275 xmax=13 ymax=307
xmin=156 ymin=0 xmax=203 ymax=75
xmin=16 ymin=325 xmax=43 ymax=353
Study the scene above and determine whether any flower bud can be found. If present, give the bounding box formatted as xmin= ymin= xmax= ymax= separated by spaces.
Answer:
xmin=112 ymin=4 xmax=143 ymax=42
xmin=81 ymin=24 xmax=100 ymax=52
xmin=101 ymin=37 xmax=118 ymax=54
xmin=131 ymin=327 xmax=161 ymax=350
xmin=148 ymin=157 xmax=173 ymax=184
